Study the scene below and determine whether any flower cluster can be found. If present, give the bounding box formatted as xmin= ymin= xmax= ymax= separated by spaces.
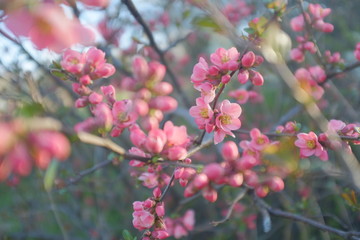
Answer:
xmin=0 ymin=119 xmax=70 ymax=183
xmin=165 ymin=210 xmax=195 ymax=239
xmin=290 ymin=4 xmax=334 ymax=62
xmin=179 ymin=128 xmax=285 ymax=201
xmin=294 ymin=65 xmax=326 ymax=100
xmin=121 ymin=56 xmax=178 ymax=131
xmin=129 ymin=121 xmax=190 ymax=188
xmin=190 ymin=48 xmax=265 ymax=144
xmin=222 ymin=0 xmax=252 ymax=25
xmin=132 ymin=188 xmax=169 ymax=239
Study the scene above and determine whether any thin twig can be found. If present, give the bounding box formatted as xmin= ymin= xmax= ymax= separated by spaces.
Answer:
xmin=255 ymin=196 xmax=360 ymax=239
xmin=211 ymin=188 xmax=248 ymax=226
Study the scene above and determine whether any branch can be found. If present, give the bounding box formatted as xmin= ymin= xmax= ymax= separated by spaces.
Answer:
xmin=122 ymin=0 xmax=192 ymax=108
xmin=255 ymin=196 xmax=360 ymax=239
xmin=211 ymin=188 xmax=248 ymax=226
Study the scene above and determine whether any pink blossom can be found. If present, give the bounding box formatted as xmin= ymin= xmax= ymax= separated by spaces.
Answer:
xmin=149 ymin=96 xmax=178 ymax=112
xmin=112 ymin=100 xmax=137 ymax=130
xmin=290 ymin=48 xmax=304 ymax=62
xmin=290 ymin=15 xmax=305 ymax=32
xmin=194 ymin=82 xmax=216 ymax=103
xmin=145 ymin=129 xmax=167 ymax=154
xmin=210 ymin=47 xmax=240 ymax=71
xmin=139 ymin=172 xmax=159 ymax=189
xmin=228 ymin=89 xmax=249 ymax=104
xmin=249 ymin=128 xmax=269 ymax=151
xmin=60 ymin=49 xmax=85 ymax=75
xmin=189 ymin=97 xmax=214 ymax=130
xmin=132 ymin=210 xmax=155 ymax=230
xmin=237 ymin=69 xmax=250 ymax=84
xmin=167 ymin=146 xmax=187 ymax=161
xmin=295 ymin=132 xmax=328 ymax=161
xmin=5 ymin=3 xmax=94 ymax=52
xmin=164 ymin=121 xmax=189 ymax=146
xmin=191 ymin=57 xmax=209 ymax=84
xmin=214 ymin=100 xmax=242 ymax=144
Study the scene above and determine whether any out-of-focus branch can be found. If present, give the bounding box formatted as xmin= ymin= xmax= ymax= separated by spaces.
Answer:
xmin=211 ymin=188 xmax=248 ymax=226
xmin=122 ymin=0 xmax=192 ymax=109
xmin=255 ymin=196 xmax=360 ymax=240
xmin=0 ymin=29 xmax=77 ymax=99
xmin=64 ymin=133 xmax=213 ymax=187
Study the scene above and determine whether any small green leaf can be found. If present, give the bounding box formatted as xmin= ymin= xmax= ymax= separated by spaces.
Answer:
xmin=122 ymin=230 xmax=134 ymax=240
xmin=17 ymin=102 xmax=44 ymax=117
xmin=44 ymin=160 xmax=59 ymax=192
xmin=192 ymin=16 xmax=222 ymax=32
xmin=50 ymin=69 xmax=68 ymax=80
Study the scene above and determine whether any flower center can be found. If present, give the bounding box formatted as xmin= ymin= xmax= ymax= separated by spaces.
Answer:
xmin=306 ymin=140 xmax=316 ymax=149
xmin=220 ymin=115 xmax=232 ymax=125
xmin=200 ymin=108 xmax=209 ymax=118
xmin=256 ymin=137 xmax=265 ymax=145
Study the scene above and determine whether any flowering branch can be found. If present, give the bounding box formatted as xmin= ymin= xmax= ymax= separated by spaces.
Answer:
xmin=122 ymin=0 xmax=192 ymax=108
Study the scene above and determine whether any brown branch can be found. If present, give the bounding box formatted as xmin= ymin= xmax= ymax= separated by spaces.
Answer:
xmin=122 ymin=0 xmax=192 ymax=109
xmin=255 ymin=196 xmax=360 ymax=240
xmin=211 ymin=188 xmax=248 ymax=226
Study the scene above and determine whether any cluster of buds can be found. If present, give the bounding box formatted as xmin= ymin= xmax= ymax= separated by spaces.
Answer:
xmin=181 ymin=128 xmax=285 ymax=200
xmin=190 ymin=47 xmax=265 ymax=144
xmin=121 ymin=56 xmax=177 ymax=131
xmin=0 ymin=119 xmax=70 ymax=183
xmin=132 ymin=188 xmax=169 ymax=239
xmin=222 ymin=0 xmax=252 ymax=25
xmin=128 ymin=121 xmax=191 ymax=188
xmin=324 ymin=50 xmax=344 ymax=65
xmin=165 ymin=210 xmax=195 ymax=239
xmin=318 ymin=119 xmax=360 ymax=149
xmin=276 ymin=121 xmax=301 ymax=134
xmin=294 ymin=65 xmax=326 ymax=100
xmin=290 ymin=3 xmax=334 ymax=33
xmin=290 ymin=4 xmax=334 ymax=63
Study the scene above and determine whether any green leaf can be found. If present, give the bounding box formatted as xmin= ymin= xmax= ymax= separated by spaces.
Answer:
xmin=122 ymin=230 xmax=135 ymax=240
xmin=44 ymin=160 xmax=59 ymax=192
xmin=50 ymin=69 xmax=68 ymax=81
xmin=17 ymin=102 xmax=44 ymax=117
xmin=192 ymin=16 xmax=222 ymax=32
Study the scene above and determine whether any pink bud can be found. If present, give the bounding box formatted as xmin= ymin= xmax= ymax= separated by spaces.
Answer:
xmin=152 ymin=230 xmax=169 ymax=239
xmin=290 ymin=48 xmax=304 ymax=62
xmin=254 ymin=55 xmax=264 ymax=66
xmin=149 ymin=96 xmax=178 ymax=112
xmin=241 ymin=51 xmax=256 ymax=68
xmin=255 ymin=186 xmax=269 ymax=198
xmin=9 ymin=143 xmax=32 ymax=176
xmin=202 ymin=187 xmax=218 ymax=202
xmin=250 ymin=71 xmax=264 ymax=86
xmin=72 ymin=83 xmax=91 ymax=96
xmin=143 ymin=199 xmax=155 ymax=208
xmin=184 ymin=184 xmax=197 ymax=198
xmin=227 ymin=173 xmax=243 ymax=187
xmin=101 ymin=85 xmax=116 ymax=104
xmin=267 ymin=176 xmax=284 ymax=192
xmin=133 ymin=201 xmax=143 ymax=211
xmin=80 ymin=75 xmax=92 ymax=85
xmin=221 ymin=74 xmax=231 ymax=84
xmin=222 ymin=141 xmax=239 ymax=161
xmin=244 ymin=170 xmax=259 ymax=187
xmin=237 ymin=69 xmax=249 ymax=84
xmin=132 ymin=56 xmax=149 ymax=81
xmin=153 ymin=82 xmax=173 ymax=95
xmin=75 ymin=96 xmax=89 ymax=108
xmin=203 ymin=163 xmax=224 ymax=181
xmin=238 ymin=155 xmax=259 ymax=170
xmin=134 ymin=99 xmax=149 ymax=116
xmin=155 ymin=203 xmax=165 ymax=217
xmin=153 ymin=187 xmax=162 ymax=198
xmin=88 ymin=92 xmax=103 ymax=104
xmin=193 ymin=173 xmax=209 ymax=189
xmin=148 ymin=61 xmax=166 ymax=82
xmin=129 ymin=124 xmax=146 ymax=147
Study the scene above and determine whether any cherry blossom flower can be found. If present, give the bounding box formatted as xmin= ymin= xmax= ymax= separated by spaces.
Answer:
xmin=295 ymin=132 xmax=328 ymax=161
